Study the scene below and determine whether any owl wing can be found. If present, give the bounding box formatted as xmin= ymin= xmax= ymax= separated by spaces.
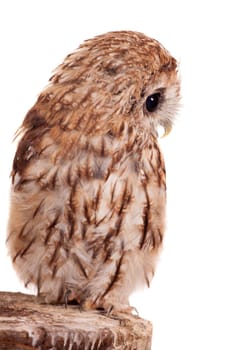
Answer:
xmin=8 ymin=113 xmax=165 ymax=304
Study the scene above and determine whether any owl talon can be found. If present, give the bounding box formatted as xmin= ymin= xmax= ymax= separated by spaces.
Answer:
xmin=131 ymin=306 xmax=139 ymax=316
xmin=64 ymin=289 xmax=71 ymax=309
xmin=97 ymin=304 xmax=138 ymax=324
xmin=97 ymin=306 xmax=122 ymax=322
xmin=64 ymin=286 xmax=82 ymax=310
xmin=97 ymin=301 xmax=138 ymax=317
xmin=96 ymin=305 xmax=113 ymax=315
xmin=107 ymin=304 xmax=114 ymax=316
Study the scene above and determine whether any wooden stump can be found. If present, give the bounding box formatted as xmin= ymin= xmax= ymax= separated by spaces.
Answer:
xmin=0 ymin=292 xmax=152 ymax=350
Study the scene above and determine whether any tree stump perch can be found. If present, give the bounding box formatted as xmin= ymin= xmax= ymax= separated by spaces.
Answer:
xmin=0 ymin=292 xmax=152 ymax=350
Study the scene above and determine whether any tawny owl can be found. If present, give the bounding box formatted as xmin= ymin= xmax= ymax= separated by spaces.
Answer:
xmin=7 ymin=31 xmax=180 ymax=314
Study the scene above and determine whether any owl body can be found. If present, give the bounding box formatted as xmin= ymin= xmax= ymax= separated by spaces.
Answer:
xmin=7 ymin=31 xmax=180 ymax=312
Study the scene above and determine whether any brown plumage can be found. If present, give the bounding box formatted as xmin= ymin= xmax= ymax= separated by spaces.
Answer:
xmin=7 ymin=31 xmax=180 ymax=313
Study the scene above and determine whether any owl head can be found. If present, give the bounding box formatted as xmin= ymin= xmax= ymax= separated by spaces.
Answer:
xmin=22 ymin=31 xmax=180 ymax=139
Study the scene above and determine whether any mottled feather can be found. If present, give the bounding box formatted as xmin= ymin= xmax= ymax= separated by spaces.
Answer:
xmin=7 ymin=31 xmax=180 ymax=313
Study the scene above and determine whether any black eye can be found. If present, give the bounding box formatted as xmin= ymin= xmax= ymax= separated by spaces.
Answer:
xmin=145 ymin=93 xmax=161 ymax=112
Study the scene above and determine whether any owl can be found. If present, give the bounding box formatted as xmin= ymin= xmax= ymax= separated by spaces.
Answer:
xmin=7 ymin=31 xmax=180 ymax=314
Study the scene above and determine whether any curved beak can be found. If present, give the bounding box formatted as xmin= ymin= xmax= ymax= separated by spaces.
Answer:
xmin=162 ymin=125 xmax=172 ymax=138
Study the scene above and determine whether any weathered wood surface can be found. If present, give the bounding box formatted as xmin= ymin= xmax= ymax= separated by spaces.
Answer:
xmin=0 ymin=292 xmax=152 ymax=350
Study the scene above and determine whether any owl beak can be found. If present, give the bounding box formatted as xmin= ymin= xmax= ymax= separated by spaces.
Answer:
xmin=162 ymin=125 xmax=172 ymax=138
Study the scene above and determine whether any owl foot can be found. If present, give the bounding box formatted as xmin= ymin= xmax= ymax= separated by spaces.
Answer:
xmin=96 ymin=303 xmax=139 ymax=325
xmin=97 ymin=302 xmax=139 ymax=317
xmin=64 ymin=286 xmax=82 ymax=310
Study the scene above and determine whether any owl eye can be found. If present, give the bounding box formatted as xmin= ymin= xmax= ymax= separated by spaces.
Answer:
xmin=145 ymin=93 xmax=161 ymax=112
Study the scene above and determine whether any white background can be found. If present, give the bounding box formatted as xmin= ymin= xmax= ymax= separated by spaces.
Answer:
xmin=0 ymin=1 xmax=233 ymax=349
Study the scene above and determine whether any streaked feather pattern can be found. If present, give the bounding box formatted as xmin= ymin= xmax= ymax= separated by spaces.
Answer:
xmin=7 ymin=31 xmax=180 ymax=313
